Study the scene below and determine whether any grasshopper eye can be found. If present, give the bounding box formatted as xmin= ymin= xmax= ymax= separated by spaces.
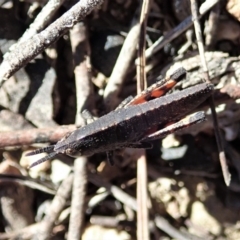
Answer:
xmin=65 ymin=148 xmax=81 ymax=157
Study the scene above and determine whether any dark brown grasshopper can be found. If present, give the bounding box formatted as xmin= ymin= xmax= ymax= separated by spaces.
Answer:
xmin=27 ymin=68 xmax=214 ymax=168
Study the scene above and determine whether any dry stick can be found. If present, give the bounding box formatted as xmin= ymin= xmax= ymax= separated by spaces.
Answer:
xmin=68 ymin=22 xmax=93 ymax=240
xmin=136 ymin=0 xmax=151 ymax=240
xmin=88 ymin=172 xmax=197 ymax=240
xmin=145 ymin=0 xmax=219 ymax=59
xmin=103 ymin=17 xmax=140 ymax=110
xmin=190 ymin=0 xmax=231 ymax=186
xmin=0 ymin=125 xmax=76 ymax=147
xmin=37 ymin=173 xmax=74 ymax=240
xmin=0 ymin=0 xmax=104 ymax=84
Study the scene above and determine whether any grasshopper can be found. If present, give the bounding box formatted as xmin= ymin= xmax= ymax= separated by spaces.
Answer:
xmin=27 ymin=68 xmax=213 ymax=168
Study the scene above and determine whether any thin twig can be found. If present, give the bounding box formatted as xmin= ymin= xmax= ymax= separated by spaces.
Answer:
xmin=190 ymin=0 xmax=231 ymax=186
xmin=136 ymin=0 xmax=151 ymax=240
xmin=137 ymin=152 xmax=149 ymax=239
xmin=137 ymin=0 xmax=148 ymax=91
xmin=0 ymin=0 xmax=104 ymax=84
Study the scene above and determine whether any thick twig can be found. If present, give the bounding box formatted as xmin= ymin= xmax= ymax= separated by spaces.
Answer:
xmin=136 ymin=1 xmax=151 ymax=240
xmin=0 ymin=0 xmax=104 ymax=83
xmin=190 ymin=0 xmax=231 ymax=186
xmin=0 ymin=125 xmax=76 ymax=148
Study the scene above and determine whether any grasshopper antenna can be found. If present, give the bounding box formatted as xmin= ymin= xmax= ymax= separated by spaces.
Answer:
xmin=28 ymin=152 xmax=58 ymax=168
xmin=25 ymin=145 xmax=55 ymax=156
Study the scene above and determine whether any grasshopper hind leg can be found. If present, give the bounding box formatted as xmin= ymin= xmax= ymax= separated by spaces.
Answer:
xmin=141 ymin=111 xmax=206 ymax=142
